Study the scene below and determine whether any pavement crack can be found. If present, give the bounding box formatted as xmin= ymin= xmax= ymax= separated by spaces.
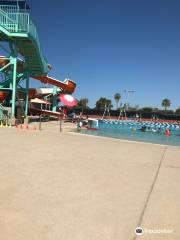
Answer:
xmin=165 ymin=165 xmax=180 ymax=170
xmin=132 ymin=147 xmax=167 ymax=240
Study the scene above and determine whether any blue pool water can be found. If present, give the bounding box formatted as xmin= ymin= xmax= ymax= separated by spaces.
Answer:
xmin=79 ymin=120 xmax=180 ymax=146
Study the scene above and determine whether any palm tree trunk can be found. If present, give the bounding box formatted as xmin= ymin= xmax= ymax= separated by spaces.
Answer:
xmin=116 ymin=102 xmax=118 ymax=110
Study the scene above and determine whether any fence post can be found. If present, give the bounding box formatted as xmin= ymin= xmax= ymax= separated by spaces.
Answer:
xmin=39 ymin=114 xmax=42 ymax=130
xmin=59 ymin=116 xmax=62 ymax=132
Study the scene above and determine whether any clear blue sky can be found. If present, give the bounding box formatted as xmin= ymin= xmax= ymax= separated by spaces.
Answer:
xmin=29 ymin=0 xmax=180 ymax=109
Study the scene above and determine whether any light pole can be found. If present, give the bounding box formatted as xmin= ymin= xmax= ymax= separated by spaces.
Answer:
xmin=123 ymin=89 xmax=135 ymax=110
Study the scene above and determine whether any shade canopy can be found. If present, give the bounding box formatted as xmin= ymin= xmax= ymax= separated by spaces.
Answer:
xmin=31 ymin=98 xmax=51 ymax=105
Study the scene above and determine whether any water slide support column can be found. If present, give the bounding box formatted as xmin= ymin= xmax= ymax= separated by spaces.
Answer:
xmin=25 ymin=76 xmax=29 ymax=116
xmin=10 ymin=57 xmax=17 ymax=122
xmin=52 ymin=86 xmax=57 ymax=112
xmin=9 ymin=42 xmax=18 ymax=125
xmin=24 ymin=75 xmax=29 ymax=124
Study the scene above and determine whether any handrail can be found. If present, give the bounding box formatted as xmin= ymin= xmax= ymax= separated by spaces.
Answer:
xmin=0 ymin=103 xmax=10 ymax=121
xmin=0 ymin=103 xmax=4 ymax=120
xmin=0 ymin=8 xmax=15 ymax=23
xmin=0 ymin=6 xmax=48 ymax=74
xmin=0 ymin=103 xmax=4 ymax=110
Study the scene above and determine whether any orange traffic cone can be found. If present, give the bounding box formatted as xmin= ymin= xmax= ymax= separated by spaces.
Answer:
xmin=25 ymin=124 xmax=29 ymax=130
xmin=20 ymin=124 xmax=23 ymax=129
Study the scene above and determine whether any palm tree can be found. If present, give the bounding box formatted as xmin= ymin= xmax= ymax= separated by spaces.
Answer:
xmin=95 ymin=97 xmax=113 ymax=110
xmin=175 ymin=107 xmax=180 ymax=114
xmin=78 ymin=98 xmax=89 ymax=109
xmin=114 ymin=93 xmax=121 ymax=109
xmin=161 ymin=98 xmax=171 ymax=111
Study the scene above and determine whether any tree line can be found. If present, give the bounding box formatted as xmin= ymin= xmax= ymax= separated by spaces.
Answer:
xmin=77 ymin=95 xmax=180 ymax=114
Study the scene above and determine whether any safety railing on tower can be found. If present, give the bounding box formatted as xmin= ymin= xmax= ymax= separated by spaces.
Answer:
xmin=0 ymin=4 xmax=48 ymax=73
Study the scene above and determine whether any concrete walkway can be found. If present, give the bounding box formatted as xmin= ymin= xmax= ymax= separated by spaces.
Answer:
xmin=0 ymin=125 xmax=180 ymax=240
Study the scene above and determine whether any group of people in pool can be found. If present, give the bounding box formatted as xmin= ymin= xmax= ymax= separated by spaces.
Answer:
xmin=131 ymin=126 xmax=171 ymax=136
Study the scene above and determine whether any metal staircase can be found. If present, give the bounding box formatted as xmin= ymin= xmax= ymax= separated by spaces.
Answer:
xmin=0 ymin=1 xmax=51 ymax=120
xmin=0 ymin=4 xmax=49 ymax=76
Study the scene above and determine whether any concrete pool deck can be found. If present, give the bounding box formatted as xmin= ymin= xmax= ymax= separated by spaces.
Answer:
xmin=0 ymin=122 xmax=180 ymax=240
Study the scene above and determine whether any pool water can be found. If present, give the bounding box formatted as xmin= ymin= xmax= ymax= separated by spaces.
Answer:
xmin=78 ymin=120 xmax=180 ymax=146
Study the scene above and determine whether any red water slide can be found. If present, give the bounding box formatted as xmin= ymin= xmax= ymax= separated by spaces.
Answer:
xmin=0 ymin=56 xmax=76 ymax=99
xmin=32 ymin=76 xmax=76 ymax=94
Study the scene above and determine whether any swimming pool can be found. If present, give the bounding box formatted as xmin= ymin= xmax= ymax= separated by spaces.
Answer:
xmin=78 ymin=120 xmax=180 ymax=146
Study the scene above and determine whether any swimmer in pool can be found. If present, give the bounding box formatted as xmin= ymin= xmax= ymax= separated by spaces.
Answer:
xmin=140 ymin=126 xmax=147 ymax=132
xmin=157 ymin=128 xmax=162 ymax=133
xmin=152 ymin=128 xmax=157 ymax=133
